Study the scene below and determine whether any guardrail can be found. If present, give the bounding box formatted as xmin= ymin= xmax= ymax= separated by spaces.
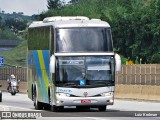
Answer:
xmin=0 ymin=40 xmax=21 ymax=47
xmin=0 ymin=67 xmax=27 ymax=81
xmin=116 ymin=64 xmax=160 ymax=86
xmin=0 ymin=64 xmax=160 ymax=84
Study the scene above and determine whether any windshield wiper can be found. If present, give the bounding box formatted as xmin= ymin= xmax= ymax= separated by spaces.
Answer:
xmin=93 ymin=81 xmax=107 ymax=86
xmin=93 ymin=81 xmax=114 ymax=86
xmin=63 ymin=83 xmax=77 ymax=87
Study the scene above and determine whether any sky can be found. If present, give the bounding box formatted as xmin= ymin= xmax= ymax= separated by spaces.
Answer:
xmin=0 ymin=0 xmax=48 ymax=16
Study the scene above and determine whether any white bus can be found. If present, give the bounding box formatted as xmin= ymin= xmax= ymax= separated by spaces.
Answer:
xmin=27 ymin=16 xmax=121 ymax=111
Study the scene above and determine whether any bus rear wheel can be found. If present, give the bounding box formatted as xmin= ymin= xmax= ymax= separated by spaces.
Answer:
xmin=98 ymin=105 xmax=106 ymax=111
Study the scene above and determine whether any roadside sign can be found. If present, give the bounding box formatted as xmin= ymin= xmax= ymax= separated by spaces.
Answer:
xmin=0 ymin=56 xmax=4 ymax=66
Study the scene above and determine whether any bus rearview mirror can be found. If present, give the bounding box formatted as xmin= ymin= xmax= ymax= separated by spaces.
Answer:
xmin=50 ymin=55 xmax=56 ymax=73
xmin=115 ymin=54 xmax=121 ymax=72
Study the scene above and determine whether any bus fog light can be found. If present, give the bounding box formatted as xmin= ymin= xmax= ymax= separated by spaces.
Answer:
xmin=109 ymin=99 xmax=113 ymax=103
xmin=56 ymin=100 xmax=63 ymax=104
xmin=56 ymin=100 xmax=60 ymax=104
xmin=106 ymin=99 xmax=114 ymax=104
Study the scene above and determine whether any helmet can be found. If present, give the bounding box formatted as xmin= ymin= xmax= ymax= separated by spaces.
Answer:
xmin=11 ymin=74 xmax=15 ymax=79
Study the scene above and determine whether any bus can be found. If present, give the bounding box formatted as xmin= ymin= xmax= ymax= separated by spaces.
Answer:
xmin=27 ymin=16 xmax=121 ymax=112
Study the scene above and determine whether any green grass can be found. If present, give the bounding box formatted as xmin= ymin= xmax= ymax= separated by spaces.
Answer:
xmin=0 ymin=40 xmax=27 ymax=67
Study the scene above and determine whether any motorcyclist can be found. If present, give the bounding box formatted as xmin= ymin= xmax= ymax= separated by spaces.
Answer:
xmin=7 ymin=74 xmax=16 ymax=91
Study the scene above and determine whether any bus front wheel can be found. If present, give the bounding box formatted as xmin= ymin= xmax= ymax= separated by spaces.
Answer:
xmin=34 ymin=91 xmax=43 ymax=110
xmin=98 ymin=105 xmax=106 ymax=111
xmin=51 ymin=105 xmax=64 ymax=112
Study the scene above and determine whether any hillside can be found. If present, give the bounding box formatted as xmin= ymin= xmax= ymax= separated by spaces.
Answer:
xmin=0 ymin=40 xmax=27 ymax=67
xmin=0 ymin=12 xmax=32 ymax=22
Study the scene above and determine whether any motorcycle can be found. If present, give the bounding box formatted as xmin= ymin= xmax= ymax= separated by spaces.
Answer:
xmin=8 ymin=79 xmax=20 ymax=95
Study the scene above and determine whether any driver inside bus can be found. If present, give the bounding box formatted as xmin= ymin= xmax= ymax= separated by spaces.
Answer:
xmin=92 ymin=71 xmax=106 ymax=80
xmin=72 ymin=69 xmax=85 ymax=80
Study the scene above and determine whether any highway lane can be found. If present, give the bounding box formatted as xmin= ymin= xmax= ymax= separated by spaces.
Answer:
xmin=0 ymin=92 xmax=160 ymax=120
xmin=0 ymin=92 xmax=33 ymax=111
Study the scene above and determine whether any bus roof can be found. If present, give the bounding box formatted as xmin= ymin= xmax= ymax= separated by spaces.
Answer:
xmin=29 ymin=16 xmax=110 ymax=28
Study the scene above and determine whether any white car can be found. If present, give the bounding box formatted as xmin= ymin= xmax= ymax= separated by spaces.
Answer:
xmin=0 ymin=84 xmax=2 ymax=102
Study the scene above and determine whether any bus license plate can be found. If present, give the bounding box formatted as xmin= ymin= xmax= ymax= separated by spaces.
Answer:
xmin=81 ymin=100 xmax=91 ymax=103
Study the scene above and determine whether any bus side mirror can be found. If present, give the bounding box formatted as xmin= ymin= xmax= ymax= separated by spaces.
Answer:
xmin=0 ymin=84 xmax=2 ymax=87
xmin=115 ymin=54 xmax=121 ymax=72
xmin=50 ymin=55 xmax=56 ymax=73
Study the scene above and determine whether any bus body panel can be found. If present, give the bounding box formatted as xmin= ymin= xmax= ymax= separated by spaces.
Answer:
xmin=28 ymin=50 xmax=50 ymax=103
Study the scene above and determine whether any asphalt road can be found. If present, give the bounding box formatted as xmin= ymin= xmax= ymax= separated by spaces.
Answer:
xmin=0 ymin=92 xmax=160 ymax=120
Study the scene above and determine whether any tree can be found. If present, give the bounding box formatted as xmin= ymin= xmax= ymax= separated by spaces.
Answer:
xmin=47 ymin=0 xmax=64 ymax=9
xmin=5 ymin=18 xmax=27 ymax=31
xmin=69 ymin=0 xmax=79 ymax=5
xmin=39 ymin=0 xmax=160 ymax=63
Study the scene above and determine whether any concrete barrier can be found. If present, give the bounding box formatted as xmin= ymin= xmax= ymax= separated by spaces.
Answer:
xmin=0 ymin=80 xmax=27 ymax=93
xmin=115 ymin=84 xmax=160 ymax=101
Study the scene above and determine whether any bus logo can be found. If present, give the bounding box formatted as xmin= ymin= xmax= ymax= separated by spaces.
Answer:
xmin=83 ymin=92 xmax=88 ymax=97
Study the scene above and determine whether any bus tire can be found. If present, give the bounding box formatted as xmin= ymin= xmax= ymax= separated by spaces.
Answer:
xmin=0 ymin=91 xmax=2 ymax=102
xmin=48 ymin=91 xmax=53 ymax=111
xmin=98 ymin=105 xmax=106 ymax=111
xmin=44 ymin=103 xmax=50 ymax=110
xmin=51 ymin=106 xmax=64 ymax=112
xmin=32 ymin=85 xmax=34 ymax=101
xmin=43 ymin=89 xmax=51 ymax=110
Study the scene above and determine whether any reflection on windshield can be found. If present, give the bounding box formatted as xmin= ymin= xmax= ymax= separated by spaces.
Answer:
xmin=56 ymin=28 xmax=113 ymax=52
xmin=56 ymin=56 xmax=114 ymax=87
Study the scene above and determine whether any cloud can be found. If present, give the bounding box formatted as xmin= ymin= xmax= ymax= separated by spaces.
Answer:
xmin=0 ymin=0 xmax=48 ymax=15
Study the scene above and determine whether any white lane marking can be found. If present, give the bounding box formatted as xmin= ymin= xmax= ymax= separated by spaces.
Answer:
xmin=36 ymin=117 xmax=113 ymax=120
xmin=0 ymin=105 xmax=10 ymax=111
xmin=84 ymin=117 xmax=112 ymax=120
xmin=0 ymin=105 xmax=34 ymax=111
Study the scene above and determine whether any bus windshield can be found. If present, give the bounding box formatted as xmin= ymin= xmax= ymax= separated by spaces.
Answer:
xmin=55 ymin=56 xmax=115 ymax=88
xmin=56 ymin=27 xmax=113 ymax=52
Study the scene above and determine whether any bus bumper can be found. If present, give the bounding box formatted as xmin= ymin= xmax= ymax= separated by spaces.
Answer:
xmin=54 ymin=95 xmax=114 ymax=106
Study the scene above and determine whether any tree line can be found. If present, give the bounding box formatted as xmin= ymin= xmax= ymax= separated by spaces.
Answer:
xmin=39 ymin=0 xmax=160 ymax=64
xmin=0 ymin=12 xmax=30 ymax=40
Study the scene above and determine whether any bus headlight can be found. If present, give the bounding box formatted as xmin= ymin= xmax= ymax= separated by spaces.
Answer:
xmin=56 ymin=93 xmax=70 ymax=97
xmin=100 ymin=92 xmax=113 ymax=97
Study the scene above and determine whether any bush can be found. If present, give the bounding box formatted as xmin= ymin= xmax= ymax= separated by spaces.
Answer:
xmin=120 ymin=55 xmax=128 ymax=64
xmin=151 ymin=52 xmax=160 ymax=63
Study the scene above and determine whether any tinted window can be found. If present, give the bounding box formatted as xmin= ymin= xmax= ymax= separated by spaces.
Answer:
xmin=28 ymin=27 xmax=50 ymax=50
xmin=56 ymin=27 xmax=113 ymax=52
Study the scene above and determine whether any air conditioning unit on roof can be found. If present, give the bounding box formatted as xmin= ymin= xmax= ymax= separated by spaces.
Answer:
xmin=43 ymin=16 xmax=89 ymax=22
xmin=32 ymin=21 xmax=43 ymax=24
